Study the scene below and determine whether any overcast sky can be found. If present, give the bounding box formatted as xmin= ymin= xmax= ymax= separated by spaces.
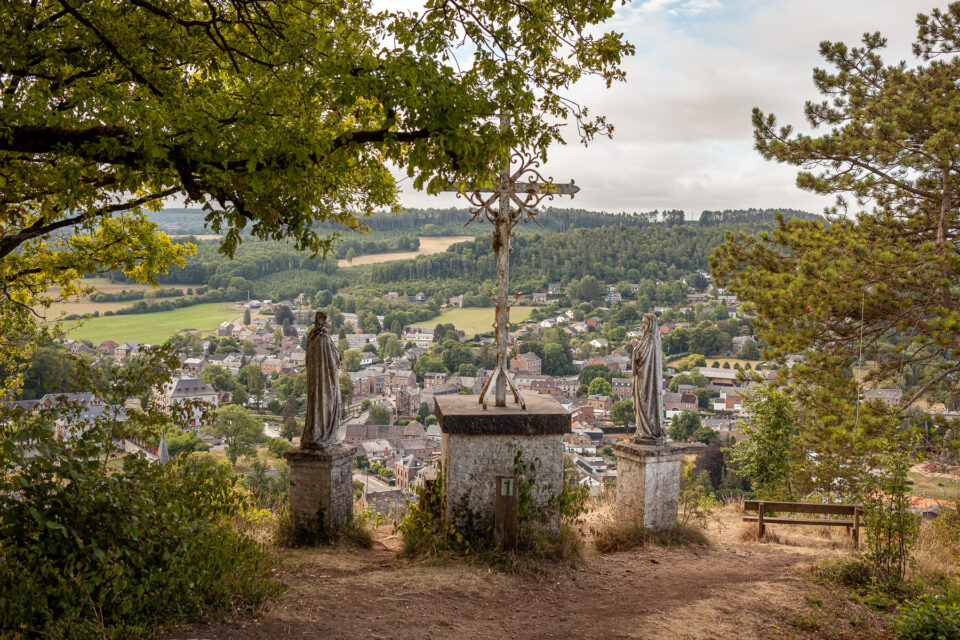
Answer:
xmin=398 ymin=0 xmax=935 ymax=218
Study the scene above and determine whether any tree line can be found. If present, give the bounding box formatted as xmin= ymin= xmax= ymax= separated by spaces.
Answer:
xmin=367 ymin=223 xmax=771 ymax=291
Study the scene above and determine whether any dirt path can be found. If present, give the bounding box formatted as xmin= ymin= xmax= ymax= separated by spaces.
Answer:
xmin=167 ymin=518 xmax=885 ymax=640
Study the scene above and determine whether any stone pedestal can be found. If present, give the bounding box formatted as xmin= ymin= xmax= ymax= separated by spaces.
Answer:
xmin=612 ymin=441 xmax=682 ymax=531
xmin=284 ymin=443 xmax=356 ymax=539
xmin=436 ymin=395 xmax=570 ymax=540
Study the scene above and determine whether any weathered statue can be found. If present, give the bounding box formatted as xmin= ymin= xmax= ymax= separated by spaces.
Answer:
xmin=301 ymin=311 xmax=341 ymax=448
xmin=632 ymin=312 xmax=667 ymax=444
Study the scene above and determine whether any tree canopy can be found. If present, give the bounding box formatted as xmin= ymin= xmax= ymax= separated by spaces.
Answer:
xmin=206 ymin=404 xmax=265 ymax=465
xmin=0 ymin=0 xmax=632 ymax=397
xmin=713 ymin=6 xmax=960 ymax=456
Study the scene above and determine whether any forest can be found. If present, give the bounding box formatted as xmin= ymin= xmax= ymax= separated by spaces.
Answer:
xmin=103 ymin=208 xmax=817 ymax=310
xmin=365 ymin=222 xmax=772 ymax=293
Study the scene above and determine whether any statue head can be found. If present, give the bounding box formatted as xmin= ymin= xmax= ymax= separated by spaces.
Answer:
xmin=314 ymin=310 xmax=328 ymax=330
xmin=643 ymin=312 xmax=657 ymax=333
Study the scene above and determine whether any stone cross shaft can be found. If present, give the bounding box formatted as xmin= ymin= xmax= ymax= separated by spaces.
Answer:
xmin=440 ymin=115 xmax=580 ymax=409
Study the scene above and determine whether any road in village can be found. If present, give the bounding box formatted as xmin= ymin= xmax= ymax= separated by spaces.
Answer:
xmin=353 ymin=472 xmax=393 ymax=493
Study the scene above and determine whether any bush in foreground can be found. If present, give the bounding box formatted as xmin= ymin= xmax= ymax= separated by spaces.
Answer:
xmin=893 ymin=580 xmax=960 ymax=640
xmin=0 ymin=433 xmax=277 ymax=639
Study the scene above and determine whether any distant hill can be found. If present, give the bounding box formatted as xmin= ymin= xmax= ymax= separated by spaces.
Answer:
xmin=145 ymin=208 xmax=211 ymax=234
xmin=147 ymin=206 xmax=819 ymax=235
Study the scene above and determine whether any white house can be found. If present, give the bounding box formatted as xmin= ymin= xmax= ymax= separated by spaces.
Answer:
xmin=157 ymin=377 xmax=219 ymax=429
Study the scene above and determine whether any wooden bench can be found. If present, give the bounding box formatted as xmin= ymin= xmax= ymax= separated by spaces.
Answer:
xmin=743 ymin=500 xmax=862 ymax=548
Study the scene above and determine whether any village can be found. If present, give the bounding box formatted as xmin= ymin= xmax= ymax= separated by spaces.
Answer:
xmin=20 ymin=266 xmax=934 ymax=525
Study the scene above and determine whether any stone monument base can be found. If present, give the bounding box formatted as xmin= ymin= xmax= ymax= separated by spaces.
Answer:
xmin=436 ymin=395 xmax=571 ymax=541
xmin=283 ymin=443 xmax=356 ymax=540
xmin=612 ymin=440 xmax=682 ymax=531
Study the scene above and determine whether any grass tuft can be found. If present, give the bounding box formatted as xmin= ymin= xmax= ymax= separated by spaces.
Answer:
xmin=591 ymin=514 xmax=709 ymax=554
xmin=272 ymin=502 xmax=375 ymax=549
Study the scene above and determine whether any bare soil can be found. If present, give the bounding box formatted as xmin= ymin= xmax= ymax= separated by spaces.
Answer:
xmin=166 ymin=509 xmax=890 ymax=640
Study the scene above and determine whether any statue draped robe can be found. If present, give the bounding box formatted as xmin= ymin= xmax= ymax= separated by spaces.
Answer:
xmin=632 ymin=312 xmax=667 ymax=443
xmin=301 ymin=316 xmax=341 ymax=448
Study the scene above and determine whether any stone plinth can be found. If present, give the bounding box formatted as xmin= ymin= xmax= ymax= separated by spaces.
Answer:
xmin=612 ymin=441 xmax=682 ymax=531
xmin=436 ymin=395 xmax=570 ymax=540
xmin=284 ymin=443 xmax=356 ymax=539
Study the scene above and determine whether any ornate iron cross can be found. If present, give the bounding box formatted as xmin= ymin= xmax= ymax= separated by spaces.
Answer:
xmin=441 ymin=115 xmax=580 ymax=409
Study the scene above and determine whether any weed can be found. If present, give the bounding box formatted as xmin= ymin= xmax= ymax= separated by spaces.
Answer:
xmin=791 ymin=612 xmax=822 ymax=632
xmin=805 ymin=595 xmax=824 ymax=608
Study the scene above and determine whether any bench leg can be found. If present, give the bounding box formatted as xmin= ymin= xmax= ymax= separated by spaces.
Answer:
xmin=853 ymin=508 xmax=860 ymax=550
xmin=758 ymin=503 xmax=765 ymax=540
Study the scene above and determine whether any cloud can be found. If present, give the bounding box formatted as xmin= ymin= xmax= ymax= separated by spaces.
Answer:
xmin=404 ymin=0 xmax=933 ymax=218
xmin=162 ymin=1 xmax=937 ymax=220
xmin=638 ymin=0 xmax=723 ymax=17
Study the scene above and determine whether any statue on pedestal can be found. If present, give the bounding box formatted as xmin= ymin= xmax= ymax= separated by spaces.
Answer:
xmin=301 ymin=311 xmax=341 ymax=449
xmin=631 ymin=312 xmax=667 ymax=445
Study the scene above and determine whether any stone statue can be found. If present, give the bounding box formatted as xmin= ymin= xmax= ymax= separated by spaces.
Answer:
xmin=631 ymin=312 xmax=667 ymax=445
xmin=301 ymin=311 xmax=341 ymax=448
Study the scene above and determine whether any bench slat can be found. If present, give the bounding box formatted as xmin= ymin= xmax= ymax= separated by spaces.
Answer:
xmin=743 ymin=515 xmax=854 ymax=526
xmin=743 ymin=500 xmax=860 ymax=516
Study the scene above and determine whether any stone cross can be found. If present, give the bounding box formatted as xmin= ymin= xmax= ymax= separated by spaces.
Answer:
xmin=441 ymin=115 xmax=580 ymax=409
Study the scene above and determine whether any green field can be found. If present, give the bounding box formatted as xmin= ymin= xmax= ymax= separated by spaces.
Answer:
xmin=908 ymin=470 xmax=960 ymax=501
xmin=411 ymin=306 xmax=533 ymax=338
xmin=667 ymin=356 xmax=764 ymax=369
xmin=65 ymin=302 xmax=244 ymax=345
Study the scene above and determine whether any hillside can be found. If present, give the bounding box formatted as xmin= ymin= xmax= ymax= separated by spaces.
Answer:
xmin=114 ymin=208 xmax=817 ymax=301
xmin=166 ymin=507 xmax=888 ymax=640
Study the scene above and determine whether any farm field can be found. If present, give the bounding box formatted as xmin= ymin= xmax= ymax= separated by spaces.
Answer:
xmin=338 ymin=235 xmax=475 ymax=267
xmin=41 ymin=278 xmax=199 ymax=319
xmin=410 ymin=306 xmax=533 ymax=338
xmin=64 ymin=302 xmax=244 ymax=345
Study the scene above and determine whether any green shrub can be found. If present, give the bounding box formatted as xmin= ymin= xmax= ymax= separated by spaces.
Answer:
xmin=267 ymin=436 xmax=293 ymax=458
xmin=395 ymin=467 xmax=456 ymax=558
xmin=858 ymin=446 xmax=921 ymax=587
xmin=893 ymin=581 xmax=960 ymax=640
xmin=0 ymin=425 xmax=276 ymax=639
xmin=815 ymin=557 xmax=876 ymax=589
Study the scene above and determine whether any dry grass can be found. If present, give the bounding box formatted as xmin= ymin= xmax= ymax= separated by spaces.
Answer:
xmin=559 ymin=522 xmax=588 ymax=565
xmin=911 ymin=510 xmax=960 ymax=583
xmin=205 ymin=444 xmax=286 ymax=473
xmin=337 ymin=235 xmax=475 ymax=267
xmin=739 ymin=521 xmax=782 ymax=544
xmin=586 ymin=501 xmax=710 ymax=554
xmin=737 ymin=520 xmax=857 ymax=551
xmin=169 ymin=501 xmax=902 ymax=640
xmin=272 ymin=502 xmax=375 ymax=550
